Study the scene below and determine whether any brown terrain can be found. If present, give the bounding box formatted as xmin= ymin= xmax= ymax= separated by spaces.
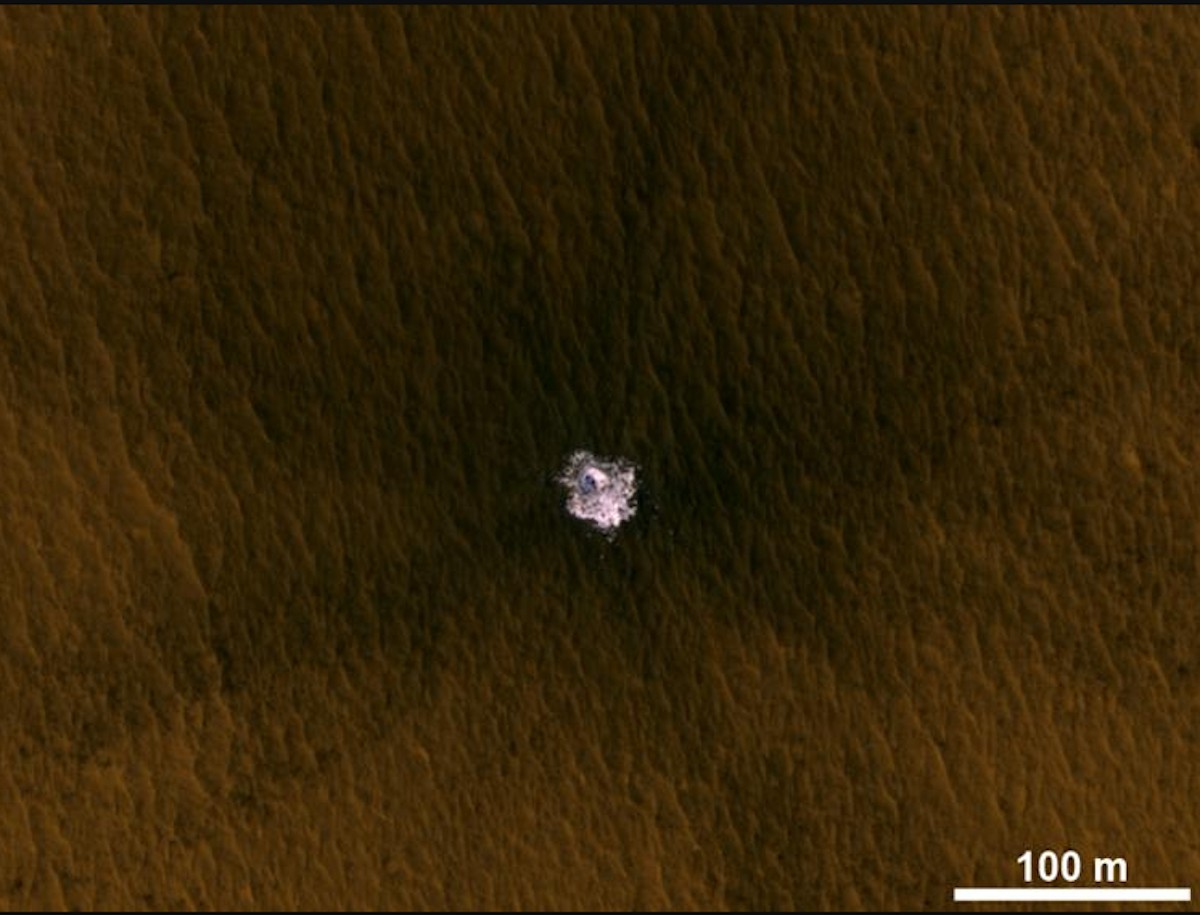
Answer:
xmin=1 ymin=6 xmax=1198 ymax=911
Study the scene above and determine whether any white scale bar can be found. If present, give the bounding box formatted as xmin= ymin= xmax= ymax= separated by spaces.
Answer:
xmin=955 ymin=887 xmax=1191 ymax=903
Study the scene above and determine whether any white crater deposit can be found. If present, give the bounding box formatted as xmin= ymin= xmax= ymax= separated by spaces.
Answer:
xmin=557 ymin=450 xmax=638 ymax=536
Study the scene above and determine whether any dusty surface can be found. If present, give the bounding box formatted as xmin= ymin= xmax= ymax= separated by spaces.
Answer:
xmin=0 ymin=7 xmax=1198 ymax=910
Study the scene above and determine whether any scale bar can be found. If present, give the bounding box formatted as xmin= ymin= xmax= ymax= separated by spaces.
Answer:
xmin=955 ymin=887 xmax=1191 ymax=903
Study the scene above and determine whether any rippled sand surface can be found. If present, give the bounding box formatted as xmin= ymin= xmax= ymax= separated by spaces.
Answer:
xmin=1 ymin=7 xmax=1199 ymax=910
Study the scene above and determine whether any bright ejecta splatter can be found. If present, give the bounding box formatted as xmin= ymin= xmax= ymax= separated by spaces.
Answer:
xmin=557 ymin=450 xmax=638 ymax=536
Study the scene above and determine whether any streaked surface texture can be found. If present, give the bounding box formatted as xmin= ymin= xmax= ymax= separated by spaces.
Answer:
xmin=1 ymin=7 xmax=1198 ymax=910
